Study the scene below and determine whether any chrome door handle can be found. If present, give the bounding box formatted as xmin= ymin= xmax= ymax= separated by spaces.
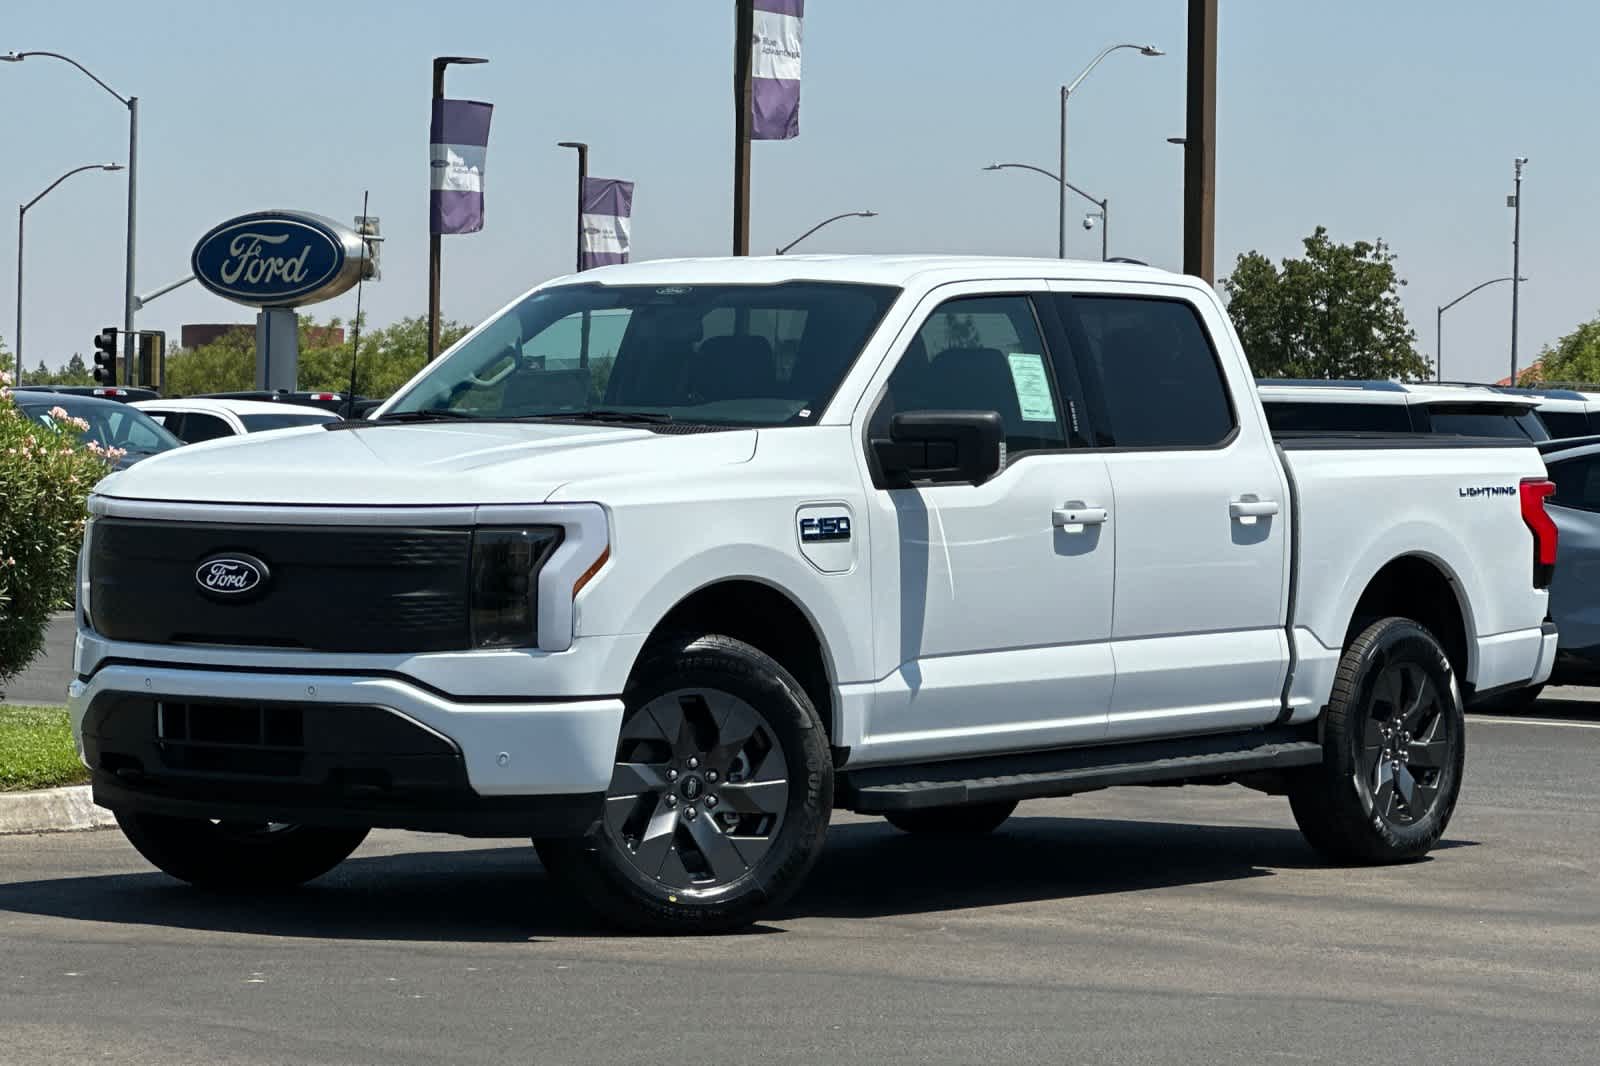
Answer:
xmin=1053 ymin=506 xmax=1108 ymax=529
xmin=1229 ymin=497 xmax=1280 ymax=520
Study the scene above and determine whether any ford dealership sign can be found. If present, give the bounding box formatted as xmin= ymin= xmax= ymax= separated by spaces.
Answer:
xmin=192 ymin=211 xmax=369 ymax=308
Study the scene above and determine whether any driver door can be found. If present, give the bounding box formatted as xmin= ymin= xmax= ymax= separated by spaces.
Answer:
xmin=856 ymin=284 xmax=1116 ymax=765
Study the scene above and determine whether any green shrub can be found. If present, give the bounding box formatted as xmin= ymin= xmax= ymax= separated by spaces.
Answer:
xmin=0 ymin=373 xmax=119 ymax=685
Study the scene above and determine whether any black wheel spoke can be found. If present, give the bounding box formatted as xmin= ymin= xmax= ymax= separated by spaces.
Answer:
xmin=1375 ymin=667 xmax=1403 ymax=715
xmin=1371 ymin=760 xmax=1398 ymax=820
xmin=1362 ymin=718 xmax=1385 ymax=753
xmin=717 ymin=778 xmax=787 ymax=816
xmin=685 ymin=810 xmax=748 ymax=882
xmin=631 ymin=802 xmax=680 ymax=877
xmin=1401 ymin=671 xmax=1437 ymax=731
xmin=706 ymin=702 xmax=761 ymax=773
xmin=610 ymin=761 xmax=668 ymax=796
xmin=1406 ymin=714 xmax=1450 ymax=769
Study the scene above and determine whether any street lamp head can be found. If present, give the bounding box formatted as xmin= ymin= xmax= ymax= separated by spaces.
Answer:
xmin=557 ymin=141 xmax=587 ymax=150
xmin=858 ymin=210 xmax=878 ymax=218
xmin=1139 ymin=45 xmax=1165 ymax=56
xmin=0 ymin=53 xmax=23 ymax=62
xmin=982 ymin=163 xmax=1002 ymax=171
xmin=101 ymin=163 xmax=124 ymax=171
xmin=437 ymin=56 xmax=488 ymax=66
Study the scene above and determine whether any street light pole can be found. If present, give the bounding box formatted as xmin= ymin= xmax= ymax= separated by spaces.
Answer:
xmin=2 ymin=52 xmax=137 ymax=379
xmin=1435 ymin=275 xmax=1524 ymax=382
xmin=983 ymin=164 xmax=1109 ymax=259
xmin=1510 ymin=156 xmax=1527 ymax=384
xmin=15 ymin=163 xmax=123 ymax=384
xmin=1056 ymin=43 xmax=1163 ymax=259
xmin=775 ymin=211 xmax=877 ymax=255
xmin=557 ymin=142 xmax=589 ymax=273
xmin=428 ymin=56 xmax=488 ymax=362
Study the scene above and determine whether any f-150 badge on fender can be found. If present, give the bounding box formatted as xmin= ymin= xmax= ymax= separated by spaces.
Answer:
xmin=799 ymin=516 xmax=851 ymax=542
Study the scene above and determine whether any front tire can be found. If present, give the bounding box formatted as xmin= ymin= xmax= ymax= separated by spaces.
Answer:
xmin=885 ymin=801 xmax=1017 ymax=835
xmin=1289 ymin=617 xmax=1465 ymax=864
xmin=115 ymin=813 xmax=368 ymax=891
xmin=536 ymin=634 xmax=833 ymax=933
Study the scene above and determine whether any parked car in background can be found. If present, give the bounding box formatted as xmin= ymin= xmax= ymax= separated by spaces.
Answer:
xmin=1487 ymin=385 xmax=1600 ymax=439
xmin=133 ymin=397 xmax=339 ymax=443
xmin=1507 ymin=433 xmax=1600 ymax=706
xmin=11 ymin=384 xmax=161 ymax=404
xmin=10 ymin=391 xmax=181 ymax=469
xmin=195 ymin=390 xmax=369 ymax=417
xmin=1258 ymin=380 xmax=1549 ymax=440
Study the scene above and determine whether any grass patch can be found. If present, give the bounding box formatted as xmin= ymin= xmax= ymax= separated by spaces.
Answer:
xmin=0 ymin=705 xmax=88 ymax=792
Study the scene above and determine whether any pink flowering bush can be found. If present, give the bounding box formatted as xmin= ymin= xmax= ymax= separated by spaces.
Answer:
xmin=1 ymin=371 xmax=120 ymax=684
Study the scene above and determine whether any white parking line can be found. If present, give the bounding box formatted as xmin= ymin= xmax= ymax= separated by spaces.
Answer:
xmin=1466 ymin=715 xmax=1600 ymax=731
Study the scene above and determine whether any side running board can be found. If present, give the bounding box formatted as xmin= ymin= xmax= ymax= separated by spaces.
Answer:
xmin=838 ymin=726 xmax=1322 ymax=813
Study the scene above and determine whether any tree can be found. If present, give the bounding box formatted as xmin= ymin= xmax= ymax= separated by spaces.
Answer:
xmin=1223 ymin=226 xmax=1431 ymax=381
xmin=1519 ymin=313 xmax=1600 ymax=386
xmin=61 ymin=352 xmax=92 ymax=385
xmin=161 ymin=313 xmax=469 ymax=398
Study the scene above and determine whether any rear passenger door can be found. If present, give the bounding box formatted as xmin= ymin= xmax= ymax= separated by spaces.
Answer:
xmin=1046 ymin=283 xmax=1291 ymax=740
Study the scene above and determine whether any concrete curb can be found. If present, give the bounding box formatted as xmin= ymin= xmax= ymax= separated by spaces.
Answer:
xmin=0 ymin=785 xmax=116 ymax=835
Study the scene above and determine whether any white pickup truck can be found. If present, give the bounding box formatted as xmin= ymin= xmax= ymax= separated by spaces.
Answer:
xmin=69 ymin=255 xmax=1558 ymax=932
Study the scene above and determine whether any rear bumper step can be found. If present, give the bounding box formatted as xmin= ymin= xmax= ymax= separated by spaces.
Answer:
xmin=839 ymin=727 xmax=1323 ymax=813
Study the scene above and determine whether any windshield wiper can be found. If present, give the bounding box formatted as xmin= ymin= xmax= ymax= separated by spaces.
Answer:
xmin=375 ymin=408 xmax=480 ymax=422
xmin=524 ymin=409 xmax=674 ymax=424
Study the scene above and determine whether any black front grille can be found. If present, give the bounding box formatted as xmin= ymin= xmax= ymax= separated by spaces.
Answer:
xmin=89 ymin=518 xmax=472 ymax=652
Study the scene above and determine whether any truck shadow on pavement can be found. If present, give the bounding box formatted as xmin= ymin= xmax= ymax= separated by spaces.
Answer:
xmin=0 ymin=815 xmax=1474 ymax=941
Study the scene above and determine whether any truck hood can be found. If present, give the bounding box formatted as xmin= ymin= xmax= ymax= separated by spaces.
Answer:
xmin=94 ymin=421 xmax=758 ymax=507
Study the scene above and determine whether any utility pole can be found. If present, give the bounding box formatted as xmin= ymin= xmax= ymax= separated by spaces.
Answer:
xmin=732 ymin=0 xmax=755 ymax=255
xmin=1183 ymin=0 xmax=1218 ymax=282
xmin=1509 ymin=156 xmax=1527 ymax=384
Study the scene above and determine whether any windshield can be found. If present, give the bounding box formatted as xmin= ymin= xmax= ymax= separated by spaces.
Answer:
xmin=27 ymin=400 xmax=181 ymax=456
xmin=386 ymin=281 xmax=899 ymax=426
xmin=240 ymin=412 xmax=338 ymax=432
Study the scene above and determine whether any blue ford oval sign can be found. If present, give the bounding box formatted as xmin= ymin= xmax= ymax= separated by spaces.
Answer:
xmin=191 ymin=211 xmax=366 ymax=308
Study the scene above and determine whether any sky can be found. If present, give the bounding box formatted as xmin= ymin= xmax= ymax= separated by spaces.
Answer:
xmin=3 ymin=0 xmax=1596 ymax=386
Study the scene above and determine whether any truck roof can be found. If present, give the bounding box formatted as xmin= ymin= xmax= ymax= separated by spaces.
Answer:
xmin=553 ymin=253 xmax=1179 ymax=290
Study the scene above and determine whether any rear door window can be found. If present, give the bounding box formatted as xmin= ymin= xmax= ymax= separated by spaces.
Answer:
xmin=1053 ymin=295 xmax=1235 ymax=448
xmin=1537 ymin=410 xmax=1591 ymax=439
xmin=175 ymin=412 xmax=236 ymax=443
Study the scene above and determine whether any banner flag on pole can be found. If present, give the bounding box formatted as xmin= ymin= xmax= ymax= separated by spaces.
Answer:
xmin=751 ymin=0 xmax=803 ymax=140
xmin=430 ymin=99 xmax=493 ymax=234
xmin=580 ymin=177 xmax=634 ymax=269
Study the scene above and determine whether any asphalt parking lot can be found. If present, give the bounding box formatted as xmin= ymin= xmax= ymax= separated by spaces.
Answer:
xmin=3 ymin=694 xmax=1597 ymax=1066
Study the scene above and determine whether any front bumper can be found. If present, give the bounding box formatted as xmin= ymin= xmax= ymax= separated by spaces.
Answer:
xmin=70 ymin=663 xmax=624 ymax=838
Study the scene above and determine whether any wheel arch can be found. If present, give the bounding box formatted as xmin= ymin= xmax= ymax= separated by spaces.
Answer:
xmin=1342 ymin=553 xmax=1475 ymax=688
xmin=634 ymin=577 xmax=840 ymax=744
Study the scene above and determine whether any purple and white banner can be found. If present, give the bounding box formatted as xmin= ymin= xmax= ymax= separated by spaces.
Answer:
xmin=580 ymin=177 xmax=634 ymax=269
xmin=430 ymin=99 xmax=493 ymax=234
xmin=751 ymin=0 xmax=803 ymax=140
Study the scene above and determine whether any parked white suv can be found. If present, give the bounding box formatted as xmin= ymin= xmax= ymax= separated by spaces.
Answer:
xmin=71 ymin=256 xmax=1558 ymax=931
xmin=133 ymin=397 xmax=339 ymax=443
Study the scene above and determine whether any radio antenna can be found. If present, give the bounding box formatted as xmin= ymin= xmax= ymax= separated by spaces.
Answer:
xmin=344 ymin=190 xmax=370 ymax=418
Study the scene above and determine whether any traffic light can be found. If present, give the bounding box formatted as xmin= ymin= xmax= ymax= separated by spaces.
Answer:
xmin=136 ymin=330 xmax=165 ymax=389
xmin=92 ymin=326 xmax=118 ymax=385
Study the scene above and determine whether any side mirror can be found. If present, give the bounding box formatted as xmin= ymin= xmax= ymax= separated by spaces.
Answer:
xmin=872 ymin=411 xmax=1004 ymax=487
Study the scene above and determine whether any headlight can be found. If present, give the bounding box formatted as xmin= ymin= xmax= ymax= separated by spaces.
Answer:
xmin=78 ymin=516 xmax=97 ymax=628
xmin=469 ymin=527 xmax=562 ymax=648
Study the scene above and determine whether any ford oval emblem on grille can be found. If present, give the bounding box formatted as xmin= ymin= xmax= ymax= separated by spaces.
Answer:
xmin=194 ymin=554 xmax=269 ymax=598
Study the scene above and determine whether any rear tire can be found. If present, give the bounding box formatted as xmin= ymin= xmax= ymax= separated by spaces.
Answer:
xmin=116 ymin=813 xmax=368 ymax=891
xmin=884 ymin=801 xmax=1017 ymax=836
xmin=535 ymin=634 xmax=832 ymax=934
xmin=1289 ymin=617 xmax=1465 ymax=864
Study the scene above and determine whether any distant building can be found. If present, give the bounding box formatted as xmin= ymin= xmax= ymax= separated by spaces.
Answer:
xmin=181 ymin=323 xmax=345 ymax=348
